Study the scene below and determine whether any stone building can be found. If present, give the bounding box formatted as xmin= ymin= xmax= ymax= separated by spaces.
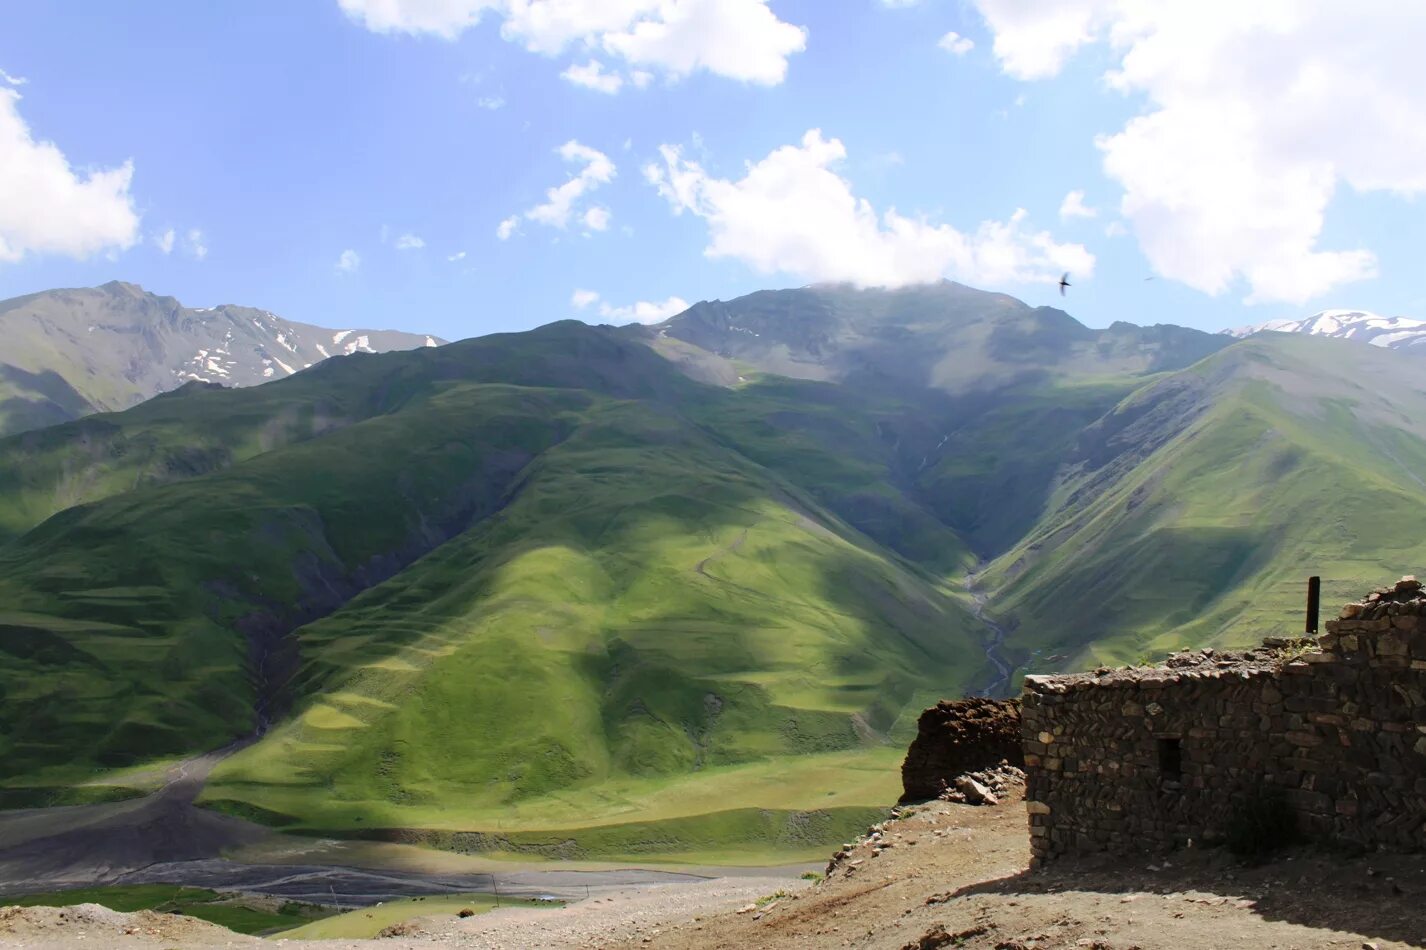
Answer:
xmin=1021 ymin=577 xmax=1426 ymax=865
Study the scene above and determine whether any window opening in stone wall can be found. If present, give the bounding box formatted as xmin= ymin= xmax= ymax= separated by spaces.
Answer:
xmin=1158 ymin=737 xmax=1182 ymax=783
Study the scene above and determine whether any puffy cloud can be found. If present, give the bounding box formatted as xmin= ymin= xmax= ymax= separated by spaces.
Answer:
xmin=336 ymin=0 xmax=495 ymax=39
xmin=644 ymin=129 xmax=1092 ymax=289
xmin=568 ymin=288 xmax=688 ymax=323
xmin=476 ymin=94 xmax=505 ymax=110
xmin=0 ymin=68 xmax=27 ymax=86
xmin=599 ymin=0 xmax=806 ymax=85
xmin=601 ymin=295 xmax=690 ymax=324
xmin=972 ymin=0 xmax=1420 ymax=304
xmin=394 ymin=232 xmax=425 ymax=249
xmin=582 ymin=206 xmax=611 ymax=231
xmin=972 ymin=0 xmax=1103 ymax=80
xmin=1059 ymin=190 xmax=1096 ymax=220
xmin=448 ymin=250 xmax=467 ymax=261
xmin=338 ymin=0 xmax=805 ymax=87
xmin=561 ymin=60 xmax=623 ymax=94
xmin=336 ymin=248 xmax=361 ymax=273
xmin=500 ymin=140 xmax=615 ymax=238
xmin=186 ymin=228 xmax=208 ymax=260
xmin=938 ymin=32 xmax=974 ymax=55
xmin=154 ymin=228 xmax=176 ymax=254
xmin=0 ymin=87 xmax=140 ymax=263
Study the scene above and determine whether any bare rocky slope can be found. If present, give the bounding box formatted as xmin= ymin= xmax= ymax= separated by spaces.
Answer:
xmin=0 ymin=281 xmax=442 ymax=435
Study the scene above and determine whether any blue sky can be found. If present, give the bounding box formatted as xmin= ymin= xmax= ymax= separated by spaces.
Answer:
xmin=2 ymin=1 xmax=1423 ymax=341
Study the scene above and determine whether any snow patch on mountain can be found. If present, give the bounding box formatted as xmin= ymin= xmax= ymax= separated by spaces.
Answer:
xmin=1224 ymin=309 xmax=1426 ymax=353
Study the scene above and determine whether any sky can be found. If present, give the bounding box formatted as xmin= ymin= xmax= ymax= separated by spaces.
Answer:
xmin=3 ymin=1 xmax=1426 ymax=342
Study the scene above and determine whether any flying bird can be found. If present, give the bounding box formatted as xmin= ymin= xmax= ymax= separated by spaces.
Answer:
xmin=1058 ymin=272 xmax=1070 ymax=296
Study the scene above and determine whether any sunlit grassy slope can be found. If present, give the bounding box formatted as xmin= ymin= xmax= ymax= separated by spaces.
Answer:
xmin=0 ymin=320 xmax=984 ymax=858
xmin=7 ymin=286 xmax=1426 ymax=863
xmin=983 ymin=335 xmax=1426 ymax=674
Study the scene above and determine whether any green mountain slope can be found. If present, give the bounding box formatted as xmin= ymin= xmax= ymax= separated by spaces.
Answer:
xmin=6 ymin=280 xmax=1424 ymax=861
xmin=0 ymin=318 xmax=986 ymax=856
xmin=981 ymin=334 xmax=1426 ymax=672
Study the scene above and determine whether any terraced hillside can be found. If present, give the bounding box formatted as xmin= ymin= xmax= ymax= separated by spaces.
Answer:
xmin=3 ymin=280 xmax=1424 ymax=860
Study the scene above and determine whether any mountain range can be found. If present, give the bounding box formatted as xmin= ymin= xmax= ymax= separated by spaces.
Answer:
xmin=3 ymin=279 xmax=1425 ymax=861
xmin=1226 ymin=308 xmax=1426 ymax=352
xmin=0 ymin=281 xmax=441 ymax=437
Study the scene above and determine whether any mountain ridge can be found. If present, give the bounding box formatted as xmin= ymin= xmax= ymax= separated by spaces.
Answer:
xmin=4 ymin=279 xmax=1426 ymax=861
xmin=1224 ymin=307 xmax=1426 ymax=352
xmin=0 ymin=281 xmax=443 ymax=436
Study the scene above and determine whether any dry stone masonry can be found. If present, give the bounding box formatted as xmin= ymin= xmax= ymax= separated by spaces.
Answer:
xmin=900 ymin=698 xmax=1023 ymax=803
xmin=1021 ymin=576 xmax=1426 ymax=865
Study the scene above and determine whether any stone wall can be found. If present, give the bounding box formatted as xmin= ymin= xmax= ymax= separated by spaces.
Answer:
xmin=1022 ymin=577 xmax=1426 ymax=865
xmin=900 ymin=698 xmax=1023 ymax=802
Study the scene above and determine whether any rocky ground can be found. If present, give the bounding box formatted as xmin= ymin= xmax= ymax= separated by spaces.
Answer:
xmin=5 ymin=788 xmax=1426 ymax=948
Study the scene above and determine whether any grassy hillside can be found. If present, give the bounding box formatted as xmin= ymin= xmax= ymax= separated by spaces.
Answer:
xmin=982 ymin=335 xmax=1426 ymax=673
xmin=0 ymin=319 xmax=985 ymax=858
xmin=7 ymin=282 xmax=1426 ymax=863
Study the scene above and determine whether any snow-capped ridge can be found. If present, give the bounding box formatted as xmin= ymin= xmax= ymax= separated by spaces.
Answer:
xmin=1223 ymin=309 xmax=1426 ymax=353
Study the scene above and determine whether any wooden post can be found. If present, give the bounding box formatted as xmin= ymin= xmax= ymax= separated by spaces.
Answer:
xmin=1306 ymin=575 xmax=1321 ymax=634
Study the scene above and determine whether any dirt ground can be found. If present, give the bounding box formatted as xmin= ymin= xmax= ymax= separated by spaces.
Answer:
xmin=606 ymin=787 xmax=1426 ymax=950
xmin=6 ymin=789 xmax=1426 ymax=948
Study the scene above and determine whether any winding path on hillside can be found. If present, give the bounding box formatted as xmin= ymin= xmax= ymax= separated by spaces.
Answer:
xmin=968 ymin=568 xmax=1014 ymax=698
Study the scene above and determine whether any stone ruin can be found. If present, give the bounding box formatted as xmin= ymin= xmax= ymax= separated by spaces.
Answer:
xmin=900 ymin=697 xmax=1023 ymax=803
xmin=1021 ymin=576 xmax=1426 ymax=866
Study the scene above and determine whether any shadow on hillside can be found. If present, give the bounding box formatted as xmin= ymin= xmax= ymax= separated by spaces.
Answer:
xmin=946 ymin=844 xmax=1426 ymax=947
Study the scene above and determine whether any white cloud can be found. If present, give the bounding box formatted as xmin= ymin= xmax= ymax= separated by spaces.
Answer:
xmin=338 ymin=0 xmax=805 ymax=86
xmin=448 ymin=250 xmax=467 ymax=261
xmin=972 ymin=0 xmax=1103 ymax=80
xmin=336 ymin=248 xmax=361 ymax=273
xmin=500 ymin=140 xmax=616 ymax=237
xmin=477 ymin=94 xmax=505 ymax=110
xmin=337 ymin=0 xmax=495 ymax=38
xmin=879 ymin=0 xmax=922 ymax=6
xmin=0 ymin=87 xmax=140 ymax=263
xmin=1104 ymin=221 xmax=1127 ymax=238
xmin=395 ymin=232 xmax=425 ymax=250
xmin=0 ymin=68 xmax=27 ymax=86
xmin=561 ymin=60 xmax=623 ymax=93
xmin=567 ymin=287 xmax=687 ymax=323
xmin=154 ymin=228 xmax=176 ymax=254
xmin=582 ymin=206 xmax=611 ymax=231
xmin=938 ymin=31 xmax=974 ymax=55
xmin=186 ymin=229 xmax=208 ymax=260
xmin=972 ymin=0 xmax=1420 ymax=304
xmin=599 ymin=0 xmax=806 ymax=85
xmin=644 ymin=129 xmax=1092 ymax=289
xmin=599 ymin=295 xmax=690 ymax=324
xmin=1059 ymin=190 xmax=1096 ymax=220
